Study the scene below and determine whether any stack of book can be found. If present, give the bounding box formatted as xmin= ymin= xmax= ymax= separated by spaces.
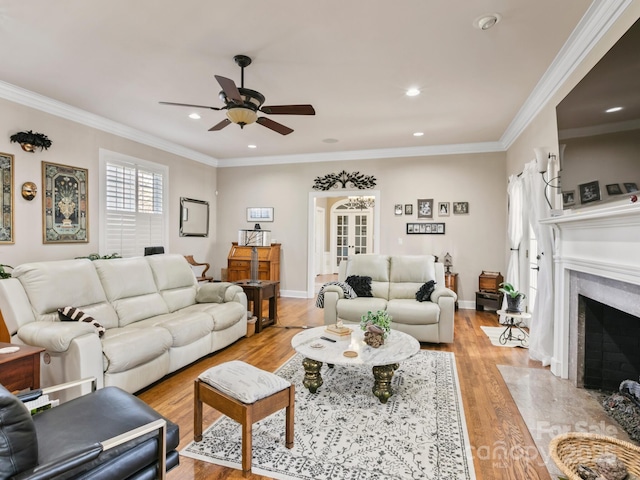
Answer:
xmin=324 ymin=324 xmax=352 ymax=341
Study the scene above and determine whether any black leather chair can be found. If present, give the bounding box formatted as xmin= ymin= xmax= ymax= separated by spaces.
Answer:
xmin=0 ymin=381 xmax=179 ymax=479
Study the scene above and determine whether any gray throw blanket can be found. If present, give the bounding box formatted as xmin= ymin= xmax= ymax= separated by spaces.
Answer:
xmin=315 ymin=281 xmax=357 ymax=308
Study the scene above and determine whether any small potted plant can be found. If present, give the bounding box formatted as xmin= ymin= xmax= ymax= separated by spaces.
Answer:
xmin=360 ymin=310 xmax=392 ymax=348
xmin=499 ymin=282 xmax=526 ymax=313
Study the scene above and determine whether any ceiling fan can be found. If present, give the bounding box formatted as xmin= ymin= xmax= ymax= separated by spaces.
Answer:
xmin=159 ymin=54 xmax=315 ymax=135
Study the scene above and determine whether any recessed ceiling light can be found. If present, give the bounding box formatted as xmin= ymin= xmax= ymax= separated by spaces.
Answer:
xmin=473 ymin=13 xmax=502 ymax=30
xmin=605 ymin=106 xmax=623 ymax=113
xmin=413 ymin=132 xmax=424 ymax=137
xmin=406 ymin=88 xmax=420 ymax=97
xmin=188 ymin=113 xmax=201 ymax=119
xmin=248 ymin=144 xmax=257 ymax=149
xmin=322 ymin=138 xmax=339 ymax=144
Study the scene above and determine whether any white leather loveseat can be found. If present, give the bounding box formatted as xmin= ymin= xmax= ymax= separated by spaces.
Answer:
xmin=0 ymin=254 xmax=247 ymax=393
xmin=321 ymin=254 xmax=457 ymax=343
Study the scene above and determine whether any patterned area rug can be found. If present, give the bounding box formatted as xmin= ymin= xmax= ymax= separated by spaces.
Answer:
xmin=481 ymin=326 xmax=529 ymax=348
xmin=181 ymin=350 xmax=476 ymax=479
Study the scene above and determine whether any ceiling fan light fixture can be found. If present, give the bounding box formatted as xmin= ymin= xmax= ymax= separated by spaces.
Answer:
xmin=226 ymin=107 xmax=258 ymax=126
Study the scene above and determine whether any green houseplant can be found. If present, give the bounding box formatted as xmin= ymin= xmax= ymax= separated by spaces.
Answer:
xmin=360 ymin=310 xmax=392 ymax=347
xmin=499 ymin=282 xmax=526 ymax=313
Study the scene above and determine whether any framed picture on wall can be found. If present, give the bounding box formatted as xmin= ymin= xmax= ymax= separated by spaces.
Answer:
xmin=394 ymin=204 xmax=403 ymax=215
xmin=404 ymin=204 xmax=413 ymax=215
xmin=452 ymin=202 xmax=469 ymax=215
xmin=406 ymin=222 xmax=445 ymax=235
xmin=246 ymin=207 xmax=274 ymax=222
xmin=42 ymin=161 xmax=88 ymax=243
xmin=578 ymin=181 xmax=600 ymax=204
xmin=438 ymin=202 xmax=449 ymax=216
xmin=417 ymin=199 xmax=433 ymax=219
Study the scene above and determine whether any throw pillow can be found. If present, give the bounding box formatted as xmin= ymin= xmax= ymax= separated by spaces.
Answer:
xmin=58 ymin=306 xmax=105 ymax=338
xmin=345 ymin=275 xmax=373 ymax=297
xmin=416 ymin=280 xmax=437 ymax=302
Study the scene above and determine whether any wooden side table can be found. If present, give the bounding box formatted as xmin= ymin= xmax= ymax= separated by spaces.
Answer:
xmin=235 ymin=280 xmax=279 ymax=333
xmin=0 ymin=342 xmax=45 ymax=392
xmin=444 ymin=272 xmax=458 ymax=310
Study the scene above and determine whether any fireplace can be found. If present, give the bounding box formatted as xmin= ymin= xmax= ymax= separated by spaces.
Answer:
xmin=541 ymin=201 xmax=640 ymax=382
xmin=581 ymin=295 xmax=640 ymax=390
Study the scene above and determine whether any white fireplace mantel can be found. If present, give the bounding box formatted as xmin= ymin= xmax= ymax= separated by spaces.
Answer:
xmin=540 ymin=200 xmax=640 ymax=379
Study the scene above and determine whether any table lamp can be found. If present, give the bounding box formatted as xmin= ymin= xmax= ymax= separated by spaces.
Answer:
xmin=444 ymin=252 xmax=453 ymax=274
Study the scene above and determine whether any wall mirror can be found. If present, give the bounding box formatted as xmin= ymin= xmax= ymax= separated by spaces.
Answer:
xmin=180 ymin=197 xmax=209 ymax=237
xmin=0 ymin=153 xmax=14 ymax=244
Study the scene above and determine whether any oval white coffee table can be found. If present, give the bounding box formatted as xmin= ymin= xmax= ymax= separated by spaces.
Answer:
xmin=291 ymin=326 xmax=420 ymax=403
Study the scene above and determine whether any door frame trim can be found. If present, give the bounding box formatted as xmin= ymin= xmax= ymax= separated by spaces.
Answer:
xmin=307 ymin=190 xmax=380 ymax=298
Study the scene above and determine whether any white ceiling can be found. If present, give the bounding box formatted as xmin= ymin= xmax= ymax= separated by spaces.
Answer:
xmin=0 ymin=0 xmax=601 ymax=165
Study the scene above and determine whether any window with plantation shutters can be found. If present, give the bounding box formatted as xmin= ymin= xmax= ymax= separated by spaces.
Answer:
xmin=100 ymin=149 xmax=168 ymax=257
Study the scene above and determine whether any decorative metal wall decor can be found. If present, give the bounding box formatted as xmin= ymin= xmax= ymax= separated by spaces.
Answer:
xmin=42 ymin=161 xmax=88 ymax=243
xmin=312 ymin=170 xmax=376 ymax=191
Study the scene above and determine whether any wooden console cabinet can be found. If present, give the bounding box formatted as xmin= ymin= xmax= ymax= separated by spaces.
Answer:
xmin=227 ymin=242 xmax=281 ymax=284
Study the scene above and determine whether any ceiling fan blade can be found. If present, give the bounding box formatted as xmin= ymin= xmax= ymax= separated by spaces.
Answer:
xmin=214 ymin=75 xmax=242 ymax=104
xmin=260 ymin=104 xmax=315 ymax=115
xmin=256 ymin=117 xmax=293 ymax=135
xmin=208 ymin=118 xmax=232 ymax=131
xmin=159 ymin=101 xmax=222 ymax=110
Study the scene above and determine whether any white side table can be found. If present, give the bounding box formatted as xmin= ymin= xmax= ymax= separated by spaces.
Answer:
xmin=496 ymin=310 xmax=531 ymax=347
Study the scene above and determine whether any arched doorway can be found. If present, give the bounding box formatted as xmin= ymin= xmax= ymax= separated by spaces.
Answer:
xmin=307 ymin=190 xmax=380 ymax=297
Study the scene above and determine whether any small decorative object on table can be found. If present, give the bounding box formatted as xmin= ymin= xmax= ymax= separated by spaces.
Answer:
xmin=360 ymin=310 xmax=391 ymax=348
xmin=324 ymin=320 xmax=352 ymax=341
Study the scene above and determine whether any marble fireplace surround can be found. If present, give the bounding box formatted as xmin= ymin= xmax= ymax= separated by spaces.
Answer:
xmin=541 ymin=201 xmax=640 ymax=382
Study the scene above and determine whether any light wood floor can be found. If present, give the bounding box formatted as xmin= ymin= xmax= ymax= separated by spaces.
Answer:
xmin=138 ymin=298 xmax=552 ymax=480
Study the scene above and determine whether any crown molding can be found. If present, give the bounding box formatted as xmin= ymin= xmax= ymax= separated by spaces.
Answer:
xmin=217 ymin=141 xmax=505 ymax=168
xmin=500 ymin=0 xmax=633 ymax=149
xmin=0 ymin=80 xmax=218 ymax=166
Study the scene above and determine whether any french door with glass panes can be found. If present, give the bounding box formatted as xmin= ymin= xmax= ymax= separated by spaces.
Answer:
xmin=331 ymin=203 xmax=372 ymax=272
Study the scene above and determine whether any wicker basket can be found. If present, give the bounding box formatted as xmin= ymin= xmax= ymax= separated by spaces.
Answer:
xmin=549 ymin=432 xmax=640 ymax=480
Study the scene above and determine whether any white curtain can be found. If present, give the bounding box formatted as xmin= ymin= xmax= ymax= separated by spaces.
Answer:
xmin=521 ymin=160 xmax=555 ymax=366
xmin=501 ymin=174 xmax=524 ymax=324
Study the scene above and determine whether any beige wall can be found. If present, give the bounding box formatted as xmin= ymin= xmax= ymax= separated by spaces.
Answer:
xmin=0 ymin=98 xmax=219 ymax=267
xmin=216 ymin=153 xmax=508 ymax=301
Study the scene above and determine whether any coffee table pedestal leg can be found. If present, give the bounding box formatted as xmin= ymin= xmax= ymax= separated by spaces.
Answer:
xmin=302 ymin=357 xmax=323 ymax=393
xmin=372 ymin=363 xmax=398 ymax=404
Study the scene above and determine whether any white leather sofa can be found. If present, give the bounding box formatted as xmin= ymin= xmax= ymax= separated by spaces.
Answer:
xmin=0 ymin=254 xmax=247 ymax=393
xmin=322 ymin=254 xmax=457 ymax=343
